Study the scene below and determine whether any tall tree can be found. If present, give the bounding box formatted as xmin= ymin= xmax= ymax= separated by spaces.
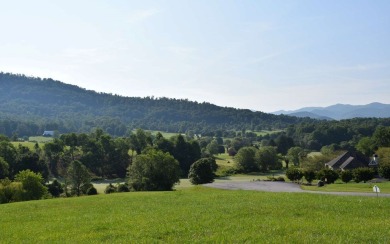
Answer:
xmin=287 ymin=147 xmax=304 ymax=167
xmin=172 ymin=135 xmax=201 ymax=176
xmin=43 ymin=138 xmax=64 ymax=176
xmin=67 ymin=160 xmax=91 ymax=196
xmin=235 ymin=147 xmax=258 ymax=172
xmin=255 ymin=146 xmax=281 ymax=172
xmin=0 ymin=157 xmax=9 ymax=179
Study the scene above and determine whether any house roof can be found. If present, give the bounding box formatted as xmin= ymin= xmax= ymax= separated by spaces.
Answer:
xmin=325 ymin=151 xmax=368 ymax=170
xmin=325 ymin=152 xmax=349 ymax=168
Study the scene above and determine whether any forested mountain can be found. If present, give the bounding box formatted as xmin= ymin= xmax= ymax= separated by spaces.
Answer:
xmin=273 ymin=103 xmax=390 ymax=120
xmin=0 ymin=72 xmax=310 ymax=137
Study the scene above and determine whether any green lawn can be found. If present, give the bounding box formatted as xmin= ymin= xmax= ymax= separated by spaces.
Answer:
xmin=302 ymin=180 xmax=390 ymax=194
xmin=1 ymin=187 xmax=389 ymax=243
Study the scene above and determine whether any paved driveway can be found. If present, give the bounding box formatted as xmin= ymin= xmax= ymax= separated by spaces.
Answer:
xmin=204 ymin=181 xmax=390 ymax=197
xmin=204 ymin=181 xmax=304 ymax=192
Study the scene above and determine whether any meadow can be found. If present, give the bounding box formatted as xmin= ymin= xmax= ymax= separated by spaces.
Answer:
xmin=11 ymin=136 xmax=53 ymax=150
xmin=1 ymin=187 xmax=389 ymax=243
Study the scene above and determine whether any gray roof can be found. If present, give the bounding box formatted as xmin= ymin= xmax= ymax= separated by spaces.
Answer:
xmin=325 ymin=151 xmax=368 ymax=170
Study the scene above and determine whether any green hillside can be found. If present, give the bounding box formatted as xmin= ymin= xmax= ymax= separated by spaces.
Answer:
xmin=1 ymin=187 xmax=389 ymax=243
xmin=0 ymin=72 xmax=309 ymax=137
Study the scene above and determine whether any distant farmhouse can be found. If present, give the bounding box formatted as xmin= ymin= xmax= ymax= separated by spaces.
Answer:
xmin=325 ymin=151 xmax=368 ymax=171
xmin=42 ymin=131 xmax=55 ymax=137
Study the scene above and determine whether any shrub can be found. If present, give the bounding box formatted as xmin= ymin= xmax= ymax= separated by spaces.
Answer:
xmin=104 ymin=183 xmax=117 ymax=194
xmin=316 ymin=169 xmax=339 ymax=184
xmin=14 ymin=170 xmax=48 ymax=201
xmin=303 ymin=169 xmax=316 ymax=184
xmin=47 ymin=179 xmax=64 ymax=197
xmin=0 ymin=180 xmax=23 ymax=204
xmin=277 ymin=176 xmax=285 ymax=181
xmin=188 ymin=158 xmax=217 ymax=185
xmin=379 ymin=164 xmax=390 ymax=180
xmin=86 ymin=186 xmax=98 ymax=195
xmin=340 ymin=170 xmax=353 ymax=183
xmin=117 ymin=183 xmax=130 ymax=192
xmin=353 ymin=167 xmax=375 ymax=183
xmin=266 ymin=176 xmax=285 ymax=182
xmin=285 ymin=168 xmax=303 ymax=183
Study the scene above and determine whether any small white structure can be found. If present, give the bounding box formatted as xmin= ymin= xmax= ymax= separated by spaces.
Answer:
xmin=42 ymin=131 xmax=55 ymax=137
xmin=368 ymin=154 xmax=379 ymax=166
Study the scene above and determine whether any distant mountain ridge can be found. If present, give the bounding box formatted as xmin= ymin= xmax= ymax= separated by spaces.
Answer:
xmin=273 ymin=102 xmax=390 ymax=120
xmin=0 ymin=72 xmax=311 ymax=136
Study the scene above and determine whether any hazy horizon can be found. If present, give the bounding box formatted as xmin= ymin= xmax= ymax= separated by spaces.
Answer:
xmin=1 ymin=0 xmax=389 ymax=112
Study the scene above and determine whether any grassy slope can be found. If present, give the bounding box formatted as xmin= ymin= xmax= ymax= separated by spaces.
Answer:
xmin=1 ymin=187 xmax=390 ymax=243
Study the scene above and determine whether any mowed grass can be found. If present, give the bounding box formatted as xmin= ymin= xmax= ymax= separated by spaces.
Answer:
xmin=1 ymin=187 xmax=390 ymax=243
xmin=302 ymin=181 xmax=390 ymax=194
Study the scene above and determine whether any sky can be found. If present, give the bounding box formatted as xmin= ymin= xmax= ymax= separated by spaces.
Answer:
xmin=1 ymin=0 xmax=389 ymax=112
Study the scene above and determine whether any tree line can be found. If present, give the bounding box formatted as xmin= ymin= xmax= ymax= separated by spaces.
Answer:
xmin=0 ymin=128 xmax=222 ymax=203
xmin=0 ymin=72 xmax=311 ymax=137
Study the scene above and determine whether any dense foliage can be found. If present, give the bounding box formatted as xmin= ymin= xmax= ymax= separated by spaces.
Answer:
xmin=127 ymin=149 xmax=181 ymax=191
xmin=0 ymin=72 xmax=309 ymax=137
xmin=188 ymin=157 xmax=218 ymax=185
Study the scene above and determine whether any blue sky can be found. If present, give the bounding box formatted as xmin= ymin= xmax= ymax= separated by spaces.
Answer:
xmin=1 ymin=0 xmax=389 ymax=112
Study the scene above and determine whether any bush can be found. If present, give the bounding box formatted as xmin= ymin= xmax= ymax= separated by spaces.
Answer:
xmin=353 ymin=167 xmax=375 ymax=183
xmin=340 ymin=170 xmax=353 ymax=183
xmin=303 ymin=169 xmax=316 ymax=184
xmin=117 ymin=183 xmax=130 ymax=192
xmin=0 ymin=179 xmax=23 ymax=204
xmin=379 ymin=164 xmax=390 ymax=180
xmin=218 ymin=167 xmax=238 ymax=177
xmin=104 ymin=183 xmax=117 ymax=194
xmin=86 ymin=186 xmax=98 ymax=195
xmin=316 ymin=169 xmax=339 ymax=184
xmin=188 ymin=158 xmax=217 ymax=185
xmin=266 ymin=176 xmax=285 ymax=182
xmin=285 ymin=168 xmax=303 ymax=182
xmin=47 ymin=179 xmax=64 ymax=197
xmin=277 ymin=176 xmax=285 ymax=181
xmin=14 ymin=170 xmax=48 ymax=201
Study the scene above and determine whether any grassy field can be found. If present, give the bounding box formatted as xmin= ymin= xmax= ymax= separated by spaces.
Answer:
xmin=11 ymin=136 xmax=53 ymax=150
xmin=1 ymin=187 xmax=389 ymax=243
xmin=251 ymin=129 xmax=284 ymax=136
xmin=11 ymin=141 xmax=38 ymax=150
xmin=29 ymin=136 xmax=54 ymax=143
xmin=143 ymin=130 xmax=180 ymax=138
xmin=302 ymin=181 xmax=390 ymax=194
